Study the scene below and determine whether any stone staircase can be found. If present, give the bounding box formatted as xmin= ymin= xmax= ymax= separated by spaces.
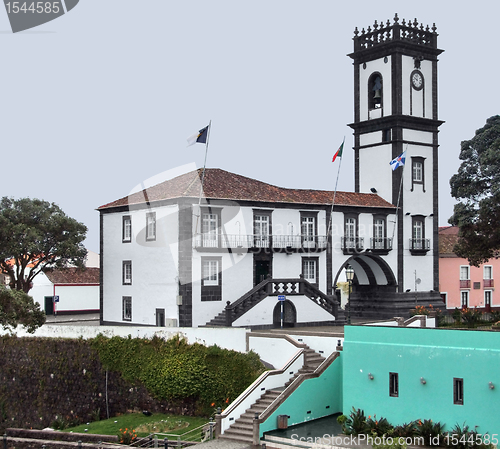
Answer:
xmin=219 ymin=346 xmax=326 ymax=444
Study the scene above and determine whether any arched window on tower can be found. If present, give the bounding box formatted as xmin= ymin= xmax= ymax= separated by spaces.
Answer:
xmin=368 ymin=73 xmax=383 ymax=110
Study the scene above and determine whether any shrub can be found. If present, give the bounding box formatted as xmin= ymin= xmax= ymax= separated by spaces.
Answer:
xmin=341 ymin=407 xmax=369 ymax=435
xmin=444 ymin=423 xmax=494 ymax=449
xmin=415 ymin=419 xmax=445 ymax=446
xmin=366 ymin=415 xmax=393 ymax=437
xmin=390 ymin=421 xmax=417 ymax=438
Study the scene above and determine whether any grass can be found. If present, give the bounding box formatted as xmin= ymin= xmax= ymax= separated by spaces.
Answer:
xmin=64 ymin=412 xmax=209 ymax=439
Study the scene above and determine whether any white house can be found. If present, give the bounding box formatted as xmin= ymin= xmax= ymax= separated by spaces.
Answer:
xmin=30 ymin=267 xmax=100 ymax=315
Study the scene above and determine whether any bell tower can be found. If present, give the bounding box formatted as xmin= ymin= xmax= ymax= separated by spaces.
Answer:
xmin=349 ymin=14 xmax=444 ymax=295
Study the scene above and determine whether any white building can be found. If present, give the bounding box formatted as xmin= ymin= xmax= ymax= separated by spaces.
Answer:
xmin=98 ymin=168 xmax=411 ymax=327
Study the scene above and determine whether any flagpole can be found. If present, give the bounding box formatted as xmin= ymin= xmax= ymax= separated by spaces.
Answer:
xmin=327 ymin=137 xmax=345 ymax=237
xmin=391 ymin=145 xmax=408 ymax=242
xmin=196 ymin=120 xmax=212 ymax=234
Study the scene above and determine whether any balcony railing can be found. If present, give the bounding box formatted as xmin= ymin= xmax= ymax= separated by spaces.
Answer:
xmin=484 ymin=279 xmax=494 ymax=288
xmin=369 ymin=237 xmax=393 ymax=252
xmin=341 ymin=237 xmax=364 ymax=254
xmin=459 ymin=279 xmax=471 ymax=289
xmin=194 ymin=234 xmax=328 ymax=251
xmin=409 ymin=238 xmax=430 ymax=254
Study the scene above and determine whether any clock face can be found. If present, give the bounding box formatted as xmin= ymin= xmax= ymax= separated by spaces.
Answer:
xmin=411 ymin=71 xmax=423 ymax=90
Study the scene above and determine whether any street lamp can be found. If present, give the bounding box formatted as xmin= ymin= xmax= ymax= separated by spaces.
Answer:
xmin=345 ymin=264 xmax=354 ymax=325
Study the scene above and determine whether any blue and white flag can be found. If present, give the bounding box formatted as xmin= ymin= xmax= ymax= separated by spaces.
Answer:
xmin=389 ymin=151 xmax=406 ymax=171
xmin=187 ymin=125 xmax=209 ymax=147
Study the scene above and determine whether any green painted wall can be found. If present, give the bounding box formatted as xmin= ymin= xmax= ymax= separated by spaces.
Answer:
xmin=260 ymin=355 xmax=343 ymax=437
xmin=343 ymin=326 xmax=500 ymax=437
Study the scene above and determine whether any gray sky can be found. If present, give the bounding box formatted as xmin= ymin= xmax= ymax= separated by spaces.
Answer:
xmin=1 ymin=0 xmax=499 ymax=253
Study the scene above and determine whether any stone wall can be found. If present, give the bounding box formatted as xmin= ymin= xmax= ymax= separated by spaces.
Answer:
xmin=0 ymin=336 xmax=195 ymax=433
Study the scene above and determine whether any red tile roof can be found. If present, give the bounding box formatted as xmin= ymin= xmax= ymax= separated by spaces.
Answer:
xmin=99 ymin=168 xmax=395 ymax=210
xmin=44 ymin=267 xmax=100 ymax=285
xmin=439 ymin=226 xmax=459 ymax=255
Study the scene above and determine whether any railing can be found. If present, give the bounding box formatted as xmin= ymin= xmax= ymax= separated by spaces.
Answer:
xmin=459 ymin=280 xmax=471 ymax=289
xmin=341 ymin=236 xmax=364 ymax=253
xmin=409 ymin=238 xmax=430 ymax=252
xmin=132 ymin=423 xmax=214 ymax=448
xmin=224 ymin=276 xmax=339 ymax=326
xmin=484 ymin=279 xmax=494 ymax=288
xmin=194 ymin=234 xmax=328 ymax=251
xmin=369 ymin=237 xmax=393 ymax=251
xmin=219 ymin=348 xmax=306 ymax=434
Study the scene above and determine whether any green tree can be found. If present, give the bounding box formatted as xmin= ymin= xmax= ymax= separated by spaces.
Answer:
xmin=0 ymin=285 xmax=45 ymax=332
xmin=449 ymin=115 xmax=500 ymax=266
xmin=0 ymin=197 xmax=88 ymax=292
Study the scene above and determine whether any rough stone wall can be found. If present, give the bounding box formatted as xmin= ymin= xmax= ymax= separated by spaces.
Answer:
xmin=0 ymin=336 xmax=195 ymax=432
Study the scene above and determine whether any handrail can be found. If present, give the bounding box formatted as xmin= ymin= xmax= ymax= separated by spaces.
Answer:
xmin=219 ymin=348 xmax=305 ymax=433
xmin=225 ymin=277 xmax=338 ymax=325
xmin=257 ymin=351 xmax=339 ymax=424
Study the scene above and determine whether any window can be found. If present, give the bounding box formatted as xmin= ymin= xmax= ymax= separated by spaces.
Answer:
xmin=382 ymin=129 xmax=391 ymax=142
xmin=484 ymin=266 xmax=494 ymax=288
xmin=343 ymin=214 xmax=362 ymax=254
xmin=146 ymin=212 xmax=156 ymax=241
xmin=373 ymin=218 xmax=385 ymax=249
xmin=410 ymin=216 xmax=428 ymax=254
xmin=460 ymin=265 xmax=470 ymax=288
xmin=202 ymin=212 xmax=219 ymax=247
xmin=123 ymin=261 xmax=132 ymax=285
xmin=122 ymin=296 xmax=132 ymax=321
xmin=302 ymin=258 xmax=318 ymax=284
xmin=301 ymin=212 xmax=318 ymax=249
xmin=254 ymin=211 xmax=271 ymax=248
xmin=389 ymin=372 xmax=399 ymax=397
xmin=345 ymin=217 xmax=356 ymax=248
xmin=203 ymin=259 xmax=219 ymax=285
xmin=122 ymin=216 xmax=132 ymax=243
xmin=453 ymin=378 xmax=464 ymax=405
xmin=201 ymin=257 xmax=222 ymax=302
xmin=461 ymin=291 xmax=469 ymax=308
xmin=411 ymin=157 xmax=425 ymax=192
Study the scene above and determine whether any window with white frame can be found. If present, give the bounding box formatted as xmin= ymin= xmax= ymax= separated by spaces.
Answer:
xmin=122 ymin=296 xmax=132 ymax=321
xmin=345 ymin=217 xmax=356 ymax=248
xmin=122 ymin=216 xmax=132 ymax=243
xmin=123 ymin=261 xmax=132 ymax=285
xmin=413 ymin=219 xmax=423 ymax=248
xmin=411 ymin=157 xmax=425 ymax=192
xmin=460 ymin=266 xmax=470 ymax=280
xmin=300 ymin=212 xmax=317 ymax=248
xmin=202 ymin=259 xmax=219 ymax=286
xmin=146 ymin=212 xmax=156 ymax=241
xmin=202 ymin=212 xmax=219 ymax=247
xmin=302 ymin=258 xmax=318 ymax=284
xmin=254 ymin=212 xmax=270 ymax=247
xmin=374 ymin=218 xmax=385 ymax=249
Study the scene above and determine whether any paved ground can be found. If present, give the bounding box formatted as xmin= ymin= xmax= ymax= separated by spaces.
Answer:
xmin=194 ymin=440 xmax=255 ymax=448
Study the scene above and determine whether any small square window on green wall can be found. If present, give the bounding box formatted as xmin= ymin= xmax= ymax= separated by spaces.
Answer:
xmin=389 ymin=372 xmax=399 ymax=397
xmin=454 ymin=378 xmax=464 ymax=405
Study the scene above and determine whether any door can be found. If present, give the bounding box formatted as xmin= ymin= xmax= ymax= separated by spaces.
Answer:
xmin=44 ymin=296 xmax=54 ymax=315
xmin=255 ymin=260 xmax=270 ymax=286
xmin=156 ymin=309 xmax=165 ymax=327
xmin=273 ymin=300 xmax=297 ymax=328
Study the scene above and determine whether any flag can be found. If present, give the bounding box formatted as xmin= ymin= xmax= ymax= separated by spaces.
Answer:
xmin=389 ymin=151 xmax=406 ymax=171
xmin=187 ymin=125 xmax=209 ymax=147
xmin=332 ymin=139 xmax=344 ymax=162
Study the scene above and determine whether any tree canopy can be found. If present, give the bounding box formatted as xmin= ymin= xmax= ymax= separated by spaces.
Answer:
xmin=0 ymin=285 xmax=46 ymax=332
xmin=449 ymin=115 xmax=500 ymax=266
xmin=0 ymin=197 xmax=88 ymax=292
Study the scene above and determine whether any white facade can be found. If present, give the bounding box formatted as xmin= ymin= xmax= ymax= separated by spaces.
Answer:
xmin=99 ymin=169 xmax=399 ymax=328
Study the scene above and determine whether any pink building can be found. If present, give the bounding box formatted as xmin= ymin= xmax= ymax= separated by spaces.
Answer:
xmin=439 ymin=226 xmax=497 ymax=311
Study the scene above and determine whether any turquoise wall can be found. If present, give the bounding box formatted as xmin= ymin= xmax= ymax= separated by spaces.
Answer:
xmin=260 ymin=355 xmax=343 ymax=437
xmin=343 ymin=326 xmax=500 ymax=437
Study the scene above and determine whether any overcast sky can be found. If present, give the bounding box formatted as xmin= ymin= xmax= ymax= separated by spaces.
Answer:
xmin=1 ymin=0 xmax=499 ymax=253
